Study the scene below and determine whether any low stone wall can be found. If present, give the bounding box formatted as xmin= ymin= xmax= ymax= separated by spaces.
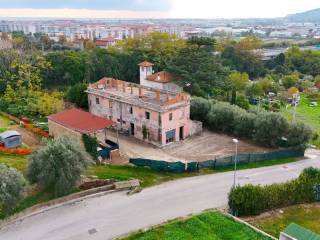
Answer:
xmin=190 ymin=120 xmax=203 ymax=136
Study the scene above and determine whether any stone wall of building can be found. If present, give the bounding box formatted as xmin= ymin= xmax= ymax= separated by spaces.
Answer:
xmin=48 ymin=120 xmax=84 ymax=147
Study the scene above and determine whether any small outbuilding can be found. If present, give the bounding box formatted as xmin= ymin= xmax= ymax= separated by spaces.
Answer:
xmin=280 ymin=223 xmax=320 ymax=240
xmin=48 ymin=108 xmax=113 ymax=142
xmin=0 ymin=130 xmax=22 ymax=148
xmin=48 ymin=108 xmax=120 ymax=162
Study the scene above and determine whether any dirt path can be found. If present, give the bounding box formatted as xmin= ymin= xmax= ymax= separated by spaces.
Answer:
xmin=11 ymin=126 xmax=41 ymax=150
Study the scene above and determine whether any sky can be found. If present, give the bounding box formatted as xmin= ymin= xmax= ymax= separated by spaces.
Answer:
xmin=0 ymin=0 xmax=318 ymax=19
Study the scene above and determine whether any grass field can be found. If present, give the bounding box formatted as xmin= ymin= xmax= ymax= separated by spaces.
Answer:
xmin=280 ymin=94 xmax=320 ymax=147
xmin=250 ymin=204 xmax=320 ymax=238
xmin=0 ymin=153 xmax=28 ymax=172
xmin=87 ymin=165 xmax=203 ymax=188
xmin=0 ymin=115 xmax=11 ymax=128
xmin=121 ymin=211 xmax=271 ymax=240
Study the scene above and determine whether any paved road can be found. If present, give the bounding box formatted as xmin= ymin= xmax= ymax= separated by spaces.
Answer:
xmin=1 ymin=156 xmax=319 ymax=240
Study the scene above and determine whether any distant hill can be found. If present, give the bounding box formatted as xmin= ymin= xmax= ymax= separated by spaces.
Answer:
xmin=286 ymin=8 xmax=320 ymax=22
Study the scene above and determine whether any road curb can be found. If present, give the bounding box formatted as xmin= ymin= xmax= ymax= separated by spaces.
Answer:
xmin=0 ymin=179 xmax=140 ymax=229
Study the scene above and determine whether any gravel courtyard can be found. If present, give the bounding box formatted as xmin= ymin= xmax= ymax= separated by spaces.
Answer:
xmin=99 ymin=130 xmax=271 ymax=163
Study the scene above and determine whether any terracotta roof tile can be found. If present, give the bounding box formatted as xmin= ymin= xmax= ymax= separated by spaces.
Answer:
xmin=146 ymin=71 xmax=173 ymax=83
xmin=48 ymin=108 xmax=113 ymax=134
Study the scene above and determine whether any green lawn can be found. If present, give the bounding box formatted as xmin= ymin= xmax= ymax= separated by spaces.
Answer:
xmin=0 ymin=153 xmax=28 ymax=172
xmin=87 ymin=165 xmax=209 ymax=188
xmin=251 ymin=204 xmax=320 ymax=238
xmin=218 ymin=157 xmax=301 ymax=172
xmin=280 ymin=94 xmax=320 ymax=147
xmin=0 ymin=115 xmax=11 ymax=128
xmin=121 ymin=211 xmax=271 ymax=240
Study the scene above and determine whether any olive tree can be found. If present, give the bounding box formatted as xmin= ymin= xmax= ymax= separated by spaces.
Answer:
xmin=190 ymin=97 xmax=213 ymax=124
xmin=27 ymin=136 xmax=91 ymax=196
xmin=0 ymin=164 xmax=26 ymax=211
xmin=287 ymin=122 xmax=312 ymax=148
xmin=253 ymin=112 xmax=289 ymax=147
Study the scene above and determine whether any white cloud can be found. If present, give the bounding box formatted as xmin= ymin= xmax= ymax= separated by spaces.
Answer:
xmin=0 ymin=0 xmax=319 ymax=19
xmin=170 ymin=0 xmax=320 ymax=18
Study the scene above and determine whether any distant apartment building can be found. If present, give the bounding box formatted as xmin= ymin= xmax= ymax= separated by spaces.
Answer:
xmin=95 ymin=37 xmax=117 ymax=48
xmin=87 ymin=62 xmax=201 ymax=146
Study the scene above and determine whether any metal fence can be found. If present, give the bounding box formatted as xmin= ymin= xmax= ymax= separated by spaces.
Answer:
xmin=129 ymin=147 xmax=305 ymax=174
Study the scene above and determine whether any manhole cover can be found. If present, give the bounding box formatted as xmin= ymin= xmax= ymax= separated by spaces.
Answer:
xmin=88 ymin=228 xmax=98 ymax=235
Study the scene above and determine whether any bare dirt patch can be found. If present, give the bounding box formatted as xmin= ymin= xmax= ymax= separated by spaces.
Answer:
xmin=98 ymin=130 xmax=272 ymax=163
xmin=164 ymin=131 xmax=272 ymax=162
xmin=11 ymin=126 xmax=41 ymax=150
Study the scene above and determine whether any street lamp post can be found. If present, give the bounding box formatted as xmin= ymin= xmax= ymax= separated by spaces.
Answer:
xmin=231 ymin=138 xmax=239 ymax=216
xmin=232 ymin=138 xmax=239 ymax=190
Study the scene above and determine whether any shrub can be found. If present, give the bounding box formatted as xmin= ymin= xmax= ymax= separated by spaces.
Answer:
xmin=228 ymin=185 xmax=266 ymax=216
xmin=233 ymin=112 xmax=256 ymax=138
xmin=235 ymin=95 xmax=250 ymax=110
xmin=27 ymin=136 xmax=91 ymax=197
xmin=253 ymin=112 xmax=289 ymax=147
xmin=190 ymin=97 xmax=311 ymax=148
xmin=306 ymin=92 xmax=320 ymax=101
xmin=65 ymin=83 xmax=88 ymax=109
xmin=190 ymin=97 xmax=213 ymax=123
xmin=228 ymin=167 xmax=320 ymax=216
xmin=22 ymin=123 xmax=49 ymax=138
xmin=0 ymin=164 xmax=26 ymax=211
xmin=82 ymin=134 xmax=98 ymax=159
xmin=142 ymin=125 xmax=149 ymax=140
xmin=286 ymin=122 xmax=312 ymax=148
xmin=207 ymin=102 xmax=243 ymax=133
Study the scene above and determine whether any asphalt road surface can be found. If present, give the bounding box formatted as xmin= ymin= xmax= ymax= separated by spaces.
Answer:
xmin=1 ymin=156 xmax=319 ymax=240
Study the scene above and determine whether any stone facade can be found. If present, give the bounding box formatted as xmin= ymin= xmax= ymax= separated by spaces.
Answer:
xmin=48 ymin=120 xmax=84 ymax=146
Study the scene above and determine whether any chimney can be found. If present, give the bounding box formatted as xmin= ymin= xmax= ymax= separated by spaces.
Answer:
xmin=139 ymin=87 xmax=142 ymax=98
xmin=130 ymin=85 xmax=134 ymax=95
xmin=156 ymin=90 xmax=160 ymax=101
xmin=122 ymin=82 xmax=126 ymax=93
xmin=114 ymin=79 xmax=118 ymax=90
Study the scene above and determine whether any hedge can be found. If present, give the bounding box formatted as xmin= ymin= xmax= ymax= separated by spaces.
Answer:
xmin=190 ymin=97 xmax=312 ymax=148
xmin=82 ymin=134 xmax=98 ymax=160
xmin=228 ymin=167 xmax=320 ymax=216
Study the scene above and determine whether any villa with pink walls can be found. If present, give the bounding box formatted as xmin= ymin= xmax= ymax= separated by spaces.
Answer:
xmin=87 ymin=62 xmax=201 ymax=146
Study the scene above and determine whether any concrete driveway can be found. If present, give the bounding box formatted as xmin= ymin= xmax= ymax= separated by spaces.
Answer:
xmin=1 ymin=156 xmax=319 ymax=240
